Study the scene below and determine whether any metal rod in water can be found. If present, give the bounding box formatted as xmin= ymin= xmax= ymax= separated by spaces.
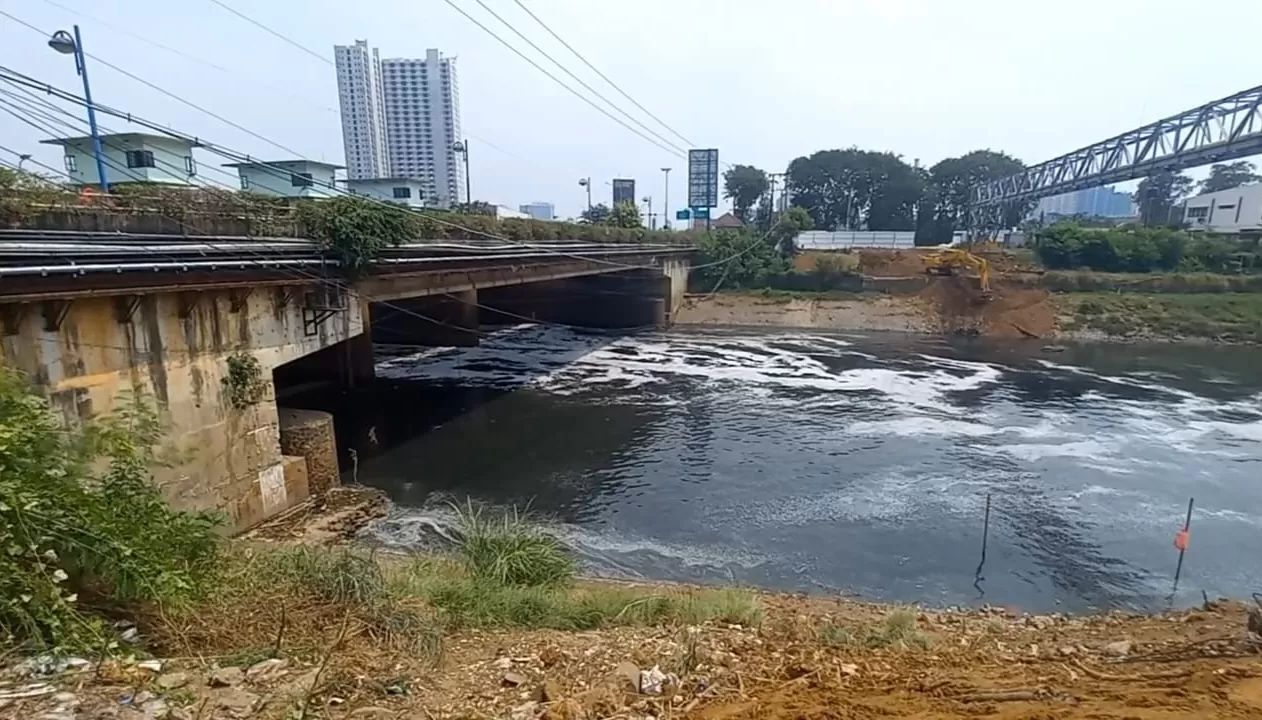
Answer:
xmin=974 ymin=493 xmax=991 ymax=591
xmin=1172 ymin=497 xmax=1195 ymax=594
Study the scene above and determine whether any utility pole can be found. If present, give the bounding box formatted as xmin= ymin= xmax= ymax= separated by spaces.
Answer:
xmin=48 ymin=26 xmax=108 ymax=191
xmin=452 ymin=139 xmax=471 ymax=204
xmin=661 ymin=167 xmax=672 ymax=229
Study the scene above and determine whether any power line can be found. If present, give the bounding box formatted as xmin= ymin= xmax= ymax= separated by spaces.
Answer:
xmin=468 ymin=0 xmax=687 ymax=156
xmin=0 ymin=7 xmax=312 ymax=160
xmin=439 ymin=0 xmax=684 ymax=160
xmin=0 ymin=64 xmax=670 ymax=271
xmin=0 ymin=74 xmax=776 ymax=280
xmin=36 ymin=0 xmax=339 ymax=115
xmin=205 ymin=0 xmax=333 ymax=66
xmin=507 ymin=0 xmax=695 ymax=149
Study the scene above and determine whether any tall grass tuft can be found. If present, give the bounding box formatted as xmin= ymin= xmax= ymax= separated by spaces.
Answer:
xmin=450 ymin=500 xmax=574 ymax=587
xmin=819 ymin=607 xmax=930 ymax=650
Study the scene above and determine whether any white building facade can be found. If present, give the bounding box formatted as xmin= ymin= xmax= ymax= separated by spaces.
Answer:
xmin=224 ymin=160 xmax=342 ymax=199
xmin=42 ymin=132 xmax=199 ymax=187
xmin=346 ymin=177 xmax=430 ymax=208
xmin=380 ymin=49 xmax=465 ymax=208
xmin=334 ymin=40 xmax=391 ymax=180
xmin=1183 ymin=184 xmax=1262 ymax=235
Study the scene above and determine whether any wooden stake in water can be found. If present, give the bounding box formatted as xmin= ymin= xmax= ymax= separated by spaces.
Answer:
xmin=1171 ymin=497 xmax=1195 ymax=595
xmin=974 ymin=493 xmax=991 ymax=592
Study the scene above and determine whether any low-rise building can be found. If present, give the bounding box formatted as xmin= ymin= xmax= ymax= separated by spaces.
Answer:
xmin=346 ymin=177 xmax=431 ymax=208
xmin=223 ymin=160 xmax=342 ymax=198
xmin=519 ymin=202 xmax=555 ymax=221
xmin=1183 ymin=184 xmax=1262 ymax=235
xmin=494 ymin=205 xmax=529 ymax=220
xmin=41 ymin=132 xmax=200 ymax=187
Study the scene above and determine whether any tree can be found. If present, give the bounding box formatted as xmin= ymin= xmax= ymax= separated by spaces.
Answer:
xmin=919 ymin=150 xmax=1028 ymax=243
xmin=1199 ymin=161 xmax=1261 ymax=194
xmin=786 ymin=149 xmax=924 ymax=231
xmin=722 ymin=164 xmax=769 ymax=222
xmin=769 ymin=206 xmax=814 ymax=255
xmin=607 ymin=201 xmax=643 ymax=229
xmin=1135 ymin=171 xmax=1194 ymax=227
xmin=580 ymin=203 xmax=611 ymax=224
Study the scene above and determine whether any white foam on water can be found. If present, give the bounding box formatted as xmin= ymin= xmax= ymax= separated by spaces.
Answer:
xmin=848 ymin=416 xmax=1000 ymax=438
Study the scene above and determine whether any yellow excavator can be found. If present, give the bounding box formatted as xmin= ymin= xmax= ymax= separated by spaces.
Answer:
xmin=923 ymin=247 xmax=992 ymax=300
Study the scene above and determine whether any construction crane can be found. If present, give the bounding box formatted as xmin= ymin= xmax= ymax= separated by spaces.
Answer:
xmin=923 ymin=247 xmax=992 ymax=299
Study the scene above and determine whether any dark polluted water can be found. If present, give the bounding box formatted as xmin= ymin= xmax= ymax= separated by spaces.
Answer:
xmin=353 ymin=325 xmax=1262 ymax=613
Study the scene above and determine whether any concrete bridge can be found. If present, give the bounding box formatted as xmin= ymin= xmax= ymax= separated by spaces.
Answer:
xmin=0 ymin=229 xmax=691 ymax=532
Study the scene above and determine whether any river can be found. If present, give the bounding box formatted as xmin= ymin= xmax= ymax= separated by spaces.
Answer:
xmin=354 ymin=325 xmax=1262 ymax=612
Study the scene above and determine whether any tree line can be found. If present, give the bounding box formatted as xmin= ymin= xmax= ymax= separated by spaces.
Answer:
xmin=724 ymin=150 xmax=1262 ymax=241
xmin=723 ymin=149 xmax=1030 ymax=243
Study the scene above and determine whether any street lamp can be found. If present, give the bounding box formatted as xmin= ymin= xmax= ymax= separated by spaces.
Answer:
xmin=661 ymin=167 xmax=671 ymax=229
xmin=452 ymin=139 xmax=471 ymax=205
xmin=578 ymin=177 xmax=592 ymax=212
xmin=17 ymin=154 xmax=31 ymax=170
xmin=48 ymin=26 xmax=109 ymax=192
xmin=642 ymin=195 xmax=654 ymax=230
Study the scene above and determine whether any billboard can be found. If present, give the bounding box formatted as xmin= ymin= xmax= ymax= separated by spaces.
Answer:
xmin=687 ymin=148 xmax=719 ymax=208
xmin=612 ymin=178 xmax=636 ymax=206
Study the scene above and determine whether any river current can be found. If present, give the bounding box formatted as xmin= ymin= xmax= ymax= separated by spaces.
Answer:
xmin=355 ymin=325 xmax=1262 ymax=612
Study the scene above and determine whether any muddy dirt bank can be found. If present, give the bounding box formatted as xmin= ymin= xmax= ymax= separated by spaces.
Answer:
xmin=676 ymin=285 xmax=1060 ymax=341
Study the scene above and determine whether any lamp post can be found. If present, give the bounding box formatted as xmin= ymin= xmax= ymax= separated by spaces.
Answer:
xmin=642 ymin=195 xmax=654 ymax=230
xmin=17 ymin=154 xmax=31 ymax=170
xmin=452 ymin=139 xmax=471 ymax=205
xmin=661 ymin=167 xmax=671 ymax=229
xmin=578 ymin=177 xmax=592 ymax=213
xmin=48 ymin=26 xmax=108 ymax=192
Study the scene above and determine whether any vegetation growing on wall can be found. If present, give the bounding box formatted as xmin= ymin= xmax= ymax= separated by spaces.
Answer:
xmin=0 ymin=369 xmax=220 ymax=650
xmin=1034 ymin=222 xmax=1260 ymax=274
xmin=222 ymin=352 xmax=266 ymax=410
xmin=295 ymin=195 xmax=420 ymax=275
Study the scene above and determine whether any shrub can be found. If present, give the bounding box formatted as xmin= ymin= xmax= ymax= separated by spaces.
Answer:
xmin=1033 ymin=221 xmax=1257 ymax=274
xmin=450 ymin=501 xmax=574 ymax=587
xmin=0 ymin=369 xmax=221 ymax=650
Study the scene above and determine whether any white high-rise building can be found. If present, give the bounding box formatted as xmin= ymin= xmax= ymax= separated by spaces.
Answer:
xmin=334 ymin=40 xmax=390 ymax=180
xmin=335 ymin=41 xmax=464 ymax=207
xmin=381 ymin=49 xmax=464 ymax=207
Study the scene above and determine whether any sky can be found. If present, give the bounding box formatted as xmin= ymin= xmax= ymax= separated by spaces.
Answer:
xmin=2 ymin=0 xmax=1261 ymax=220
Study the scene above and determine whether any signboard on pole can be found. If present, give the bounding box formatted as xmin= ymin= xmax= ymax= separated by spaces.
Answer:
xmin=612 ymin=178 xmax=636 ymax=206
xmin=687 ymin=149 xmax=719 ymax=208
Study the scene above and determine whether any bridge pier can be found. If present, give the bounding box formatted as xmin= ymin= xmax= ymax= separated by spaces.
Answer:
xmin=0 ymin=286 xmax=365 ymax=533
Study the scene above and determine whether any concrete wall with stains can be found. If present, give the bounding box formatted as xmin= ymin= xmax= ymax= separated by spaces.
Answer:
xmin=0 ymin=286 xmax=363 ymax=532
xmin=660 ymin=256 xmax=690 ymax=324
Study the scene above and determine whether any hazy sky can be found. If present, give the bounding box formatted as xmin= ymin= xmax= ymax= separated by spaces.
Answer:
xmin=3 ymin=0 xmax=1260 ymax=219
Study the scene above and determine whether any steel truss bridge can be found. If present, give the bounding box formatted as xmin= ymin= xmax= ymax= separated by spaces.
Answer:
xmin=970 ymin=84 xmax=1262 ymax=227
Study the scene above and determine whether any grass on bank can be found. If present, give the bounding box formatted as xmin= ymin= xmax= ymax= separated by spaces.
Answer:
xmin=145 ymin=506 xmax=763 ymax=665
xmin=1056 ymin=292 xmax=1262 ymax=342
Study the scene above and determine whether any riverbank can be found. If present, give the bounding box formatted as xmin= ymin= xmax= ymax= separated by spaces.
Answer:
xmin=6 ymin=489 xmax=1262 ymax=720
xmin=677 ymin=288 xmax=1262 ymax=344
